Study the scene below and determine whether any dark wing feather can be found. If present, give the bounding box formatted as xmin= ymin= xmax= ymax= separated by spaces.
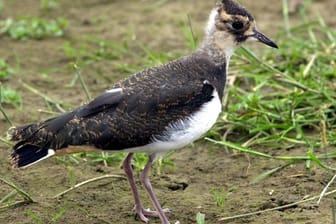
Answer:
xmin=78 ymin=89 xmax=123 ymax=117
xmin=41 ymin=88 xmax=124 ymax=133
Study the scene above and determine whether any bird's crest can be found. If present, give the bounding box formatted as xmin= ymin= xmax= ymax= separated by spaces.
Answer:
xmin=219 ymin=0 xmax=253 ymax=19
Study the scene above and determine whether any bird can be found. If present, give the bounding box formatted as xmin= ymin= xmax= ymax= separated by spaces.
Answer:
xmin=7 ymin=1 xmax=278 ymax=224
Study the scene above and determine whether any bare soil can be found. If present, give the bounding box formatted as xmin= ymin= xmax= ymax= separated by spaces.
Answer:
xmin=1 ymin=1 xmax=336 ymax=224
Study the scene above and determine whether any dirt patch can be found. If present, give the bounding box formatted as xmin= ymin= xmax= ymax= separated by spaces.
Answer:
xmin=1 ymin=0 xmax=336 ymax=224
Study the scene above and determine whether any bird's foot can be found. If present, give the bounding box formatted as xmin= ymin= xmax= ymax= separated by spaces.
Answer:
xmin=134 ymin=206 xmax=171 ymax=223
xmin=141 ymin=207 xmax=171 ymax=217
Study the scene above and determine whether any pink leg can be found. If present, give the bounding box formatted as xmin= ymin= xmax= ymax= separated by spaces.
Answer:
xmin=139 ymin=154 xmax=170 ymax=224
xmin=123 ymin=153 xmax=149 ymax=223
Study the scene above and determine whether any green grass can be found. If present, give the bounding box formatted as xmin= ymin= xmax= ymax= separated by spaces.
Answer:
xmin=0 ymin=59 xmax=14 ymax=80
xmin=40 ymin=0 xmax=58 ymax=10
xmin=207 ymin=16 xmax=336 ymax=171
xmin=210 ymin=188 xmax=227 ymax=208
xmin=63 ymin=36 xmax=182 ymax=69
xmin=0 ymin=17 xmax=68 ymax=40
xmin=0 ymin=86 xmax=22 ymax=108
xmin=0 ymin=177 xmax=34 ymax=210
xmin=63 ymin=39 xmax=127 ymax=64
xmin=0 ymin=0 xmax=3 ymax=14
xmin=0 ymin=59 xmax=21 ymax=110
xmin=25 ymin=205 xmax=87 ymax=223
xmin=196 ymin=212 xmax=206 ymax=224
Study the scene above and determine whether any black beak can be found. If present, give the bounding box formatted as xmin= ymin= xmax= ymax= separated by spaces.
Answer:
xmin=253 ymin=30 xmax=278 ymax=49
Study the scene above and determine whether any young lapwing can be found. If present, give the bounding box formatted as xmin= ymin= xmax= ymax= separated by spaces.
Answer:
xmin=8 ymin=0 xmax=278 ymax=223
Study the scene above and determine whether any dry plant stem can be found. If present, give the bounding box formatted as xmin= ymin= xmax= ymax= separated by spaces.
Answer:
xmin=0 ymin=200 xmax=30 ymax=210
xmin=53 ymin=174 xmax=126 ymax=198
xmin=303 ymin=53 xmax=317 ymax=77
xmin=242 ymin=132 xmax=263 ymax=148
xmin=222 ymin=126 xmax=233 ymax=153
xmin=219 ymin=188 xmax=336 ymax=222
xmin=317 ymin=173 xmax=336 ymax=205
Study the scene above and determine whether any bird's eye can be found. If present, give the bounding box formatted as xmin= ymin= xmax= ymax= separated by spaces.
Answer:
xmin=231 ymin=21 xmax=244 ymax=30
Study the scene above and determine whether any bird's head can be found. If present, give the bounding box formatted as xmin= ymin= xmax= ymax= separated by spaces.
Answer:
xmin=205 ymin=0 xmax=278 ymax=56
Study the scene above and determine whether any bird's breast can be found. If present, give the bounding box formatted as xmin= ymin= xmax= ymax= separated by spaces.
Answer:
xmin=128 ymin=89 xmax=222 ymax=154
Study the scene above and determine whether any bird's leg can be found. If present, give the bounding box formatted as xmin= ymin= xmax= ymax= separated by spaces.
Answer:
xmin=139 ymin=154 xmax=170 ymax=224
xmin=123 ymin=153 xmax=149 ymax=223
xmin=123 ymin=153 xmax=170 ymax=223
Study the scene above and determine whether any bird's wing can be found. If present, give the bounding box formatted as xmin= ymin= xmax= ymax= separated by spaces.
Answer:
xmin=78 ymin=88 xmax=124 ymax=117
xmin=84 ymin=68 xmax=218 ymax=150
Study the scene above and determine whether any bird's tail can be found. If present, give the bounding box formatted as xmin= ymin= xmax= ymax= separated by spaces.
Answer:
xmin=7 ymin=108 xmax=101 ymax=168
xmin=10 ymin=142 xmax=55 ymax=168
xmin=8 ymin=124 xmax=56 ymax=168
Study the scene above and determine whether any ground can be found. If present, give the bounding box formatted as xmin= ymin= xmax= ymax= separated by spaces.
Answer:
xmin=0 ymin=0 xmax=336 ymax=224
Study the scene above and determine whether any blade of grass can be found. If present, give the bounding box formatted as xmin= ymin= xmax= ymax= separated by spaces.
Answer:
xmin=0 ymin=136 xmax=13 ymax=146
xmin=207 ymin=138 xmax=336 ymax=167
xmin=53 ymin=174 xmax=126 ymax=198
xmin=50 ymin=206 xmax=67 ymax=223
xmin=0 ymin=177 xmax=34 ymax=202
xmin=252 ymin=162 xmax=293 ymax=184
xmin=196 ymin=212 xmax=205 ymax=224
xmin=0 ymin=190 xmax=17 ymax=203
xmin=73 ymin=64 xmax=91 ymax=101
xmin=307 ymin=149 xmax=336 ymax=171
xmin=282 ymin=0 xmax=290 ymax=36
xmin=0 ymin=85 xmax=13 ymax=126
xmin=25 ymin=209 xmax=43 ymax=223
xmin=205 ymin=138 xmax=272 ymax=158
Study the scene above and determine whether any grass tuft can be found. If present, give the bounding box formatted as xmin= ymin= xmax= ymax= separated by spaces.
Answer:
xmin=210 ymin=188 xmax=227 ymax=208
xmin=0 ymin=17 xmax=68 ymax=40
xmin=196 ymin=212 xmax=206 ymax=224
xmin=0 ymin=86 xmax=22 ymax=108
xmin=40 ymin=0 xmax=58 ymax=11
xmin=0 ymin=59 xmax=14 ymax=80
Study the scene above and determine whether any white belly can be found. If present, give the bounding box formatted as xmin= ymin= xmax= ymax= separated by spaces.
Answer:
xmin=126 ymin=89 xmax=222 ymax=154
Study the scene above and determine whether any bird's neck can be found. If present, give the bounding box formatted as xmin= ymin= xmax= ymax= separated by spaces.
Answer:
xmin=196 ymin=9 xmax=237 ymax=66
xmin=197 ymin=31 xmax=236 ymax=73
